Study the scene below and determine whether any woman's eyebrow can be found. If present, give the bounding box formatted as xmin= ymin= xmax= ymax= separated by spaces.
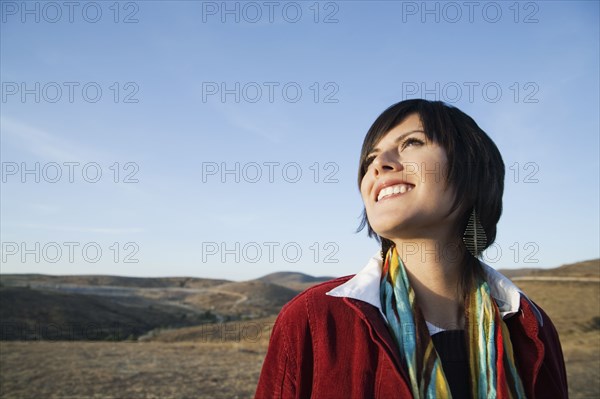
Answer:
xmin=367 ymin=129 xmax=425 ymax=156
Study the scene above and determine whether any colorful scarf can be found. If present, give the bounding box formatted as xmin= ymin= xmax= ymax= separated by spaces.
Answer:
xmin=380 ymin=245 xmax=526 ymax=398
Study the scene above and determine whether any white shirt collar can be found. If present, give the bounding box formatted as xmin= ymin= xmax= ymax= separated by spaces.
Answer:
xmin=326 ymin=250 xmax=543 ymax=326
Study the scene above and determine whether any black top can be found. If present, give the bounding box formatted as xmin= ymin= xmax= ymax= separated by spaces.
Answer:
xmin=431 ymin=329 xmax=470 ymax=399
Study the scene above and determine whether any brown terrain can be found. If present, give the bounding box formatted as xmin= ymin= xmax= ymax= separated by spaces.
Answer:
xmin=0 ymin=260 xmax=598 ymax=398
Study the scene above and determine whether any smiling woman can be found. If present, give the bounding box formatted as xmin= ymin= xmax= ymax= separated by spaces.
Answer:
xmin=255 ymin=99 xmax=569 ymax=399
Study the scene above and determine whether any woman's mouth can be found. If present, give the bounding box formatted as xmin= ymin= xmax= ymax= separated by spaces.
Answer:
xmin=377 ymin=183 xmax=414 ymax=202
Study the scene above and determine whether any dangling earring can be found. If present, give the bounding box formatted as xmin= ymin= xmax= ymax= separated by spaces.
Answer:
xmin=463 ymin=207 xmax=487 ymax=258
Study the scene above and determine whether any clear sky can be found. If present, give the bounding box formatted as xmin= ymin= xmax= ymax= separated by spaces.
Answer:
xmin=1 ymin=0 xmax=599 ymax=281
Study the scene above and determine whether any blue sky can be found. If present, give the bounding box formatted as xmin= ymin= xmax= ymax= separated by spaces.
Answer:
xmin=1 ymin=0 xmax=599 ymax=280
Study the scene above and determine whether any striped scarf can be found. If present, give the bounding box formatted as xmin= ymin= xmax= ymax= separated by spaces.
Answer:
xmin=380 ymin=245 xmax=526 ymax=398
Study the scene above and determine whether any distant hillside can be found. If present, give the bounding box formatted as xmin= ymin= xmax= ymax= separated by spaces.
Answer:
xmin=0 ymin=287 xmax=215 ymax=341
xmin=4 ymin=259 xmax=596 ymax=342
xmin=0 ymin=274 xmax=229 ymax=289
xmin=498 ymin=258 xmax=600 ymax=279
xmin=0 ymin=272 xmax=325 ymax=341
xmin=258 ymin=271 xmax=335 ymax=291
xmin=541 ymin=259 xmax=600 ymax=277
xmin=181 ymin=280 xmax=299 ymax=318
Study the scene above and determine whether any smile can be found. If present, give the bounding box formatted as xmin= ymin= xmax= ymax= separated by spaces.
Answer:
xmin=377 ymin=183 xmax=414 ymax=202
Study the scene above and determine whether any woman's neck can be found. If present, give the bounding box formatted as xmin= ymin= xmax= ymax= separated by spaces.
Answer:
xmin=390 ymin=236 xmax=467 ymax=330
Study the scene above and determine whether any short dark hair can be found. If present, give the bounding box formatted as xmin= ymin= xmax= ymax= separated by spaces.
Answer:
xmin=357 ymin=99 xmax=505 ymax=263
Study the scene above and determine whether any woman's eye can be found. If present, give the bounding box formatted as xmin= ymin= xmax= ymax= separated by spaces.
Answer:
xmin=402 ymin=138 xmax=425 ymax=149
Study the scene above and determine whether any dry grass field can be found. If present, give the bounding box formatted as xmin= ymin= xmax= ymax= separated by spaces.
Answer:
xmin=0 ymin=318 xmax=275 ymax=399
xmin=514 ymin=279 xmax=600 ymax=399
xmin=0 ymin=341 xmax=268 ymax=399
xmin=1 ymin=263 xmax=598 ymax=398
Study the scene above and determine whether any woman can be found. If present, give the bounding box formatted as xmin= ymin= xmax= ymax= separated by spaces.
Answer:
xmin=255 ymin=99 xmax=568 ymax=398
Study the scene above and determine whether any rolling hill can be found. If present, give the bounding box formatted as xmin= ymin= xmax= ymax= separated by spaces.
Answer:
xmin=0 ymin=286 xmax=215 ymax=340
xmin=257 ymin=271 xmax=335 ymax=291
xmin=1 ymin=259 xmax=597 ymax=341
xmin=0 ymin=272 xmax=316 ymax=341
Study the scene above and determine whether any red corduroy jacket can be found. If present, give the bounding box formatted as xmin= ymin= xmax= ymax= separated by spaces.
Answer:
xmin=255 ymin=275 xmax=569 ymax=399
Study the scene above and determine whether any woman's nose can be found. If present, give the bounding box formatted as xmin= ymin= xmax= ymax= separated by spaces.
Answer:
xmin=372 ymin=152 xmax=403 ymax=177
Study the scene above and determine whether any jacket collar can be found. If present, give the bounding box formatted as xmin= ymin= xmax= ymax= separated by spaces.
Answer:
xmin=326 ymin=250 xmax=543 ymax=325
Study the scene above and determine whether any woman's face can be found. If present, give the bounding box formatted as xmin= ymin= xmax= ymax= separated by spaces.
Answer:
xmin=360 ymin=113 xmax=459 ymax=242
